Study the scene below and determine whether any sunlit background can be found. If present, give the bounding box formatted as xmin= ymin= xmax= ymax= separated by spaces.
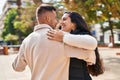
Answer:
xmin=0 ymin=0 xmax=120 ymax=80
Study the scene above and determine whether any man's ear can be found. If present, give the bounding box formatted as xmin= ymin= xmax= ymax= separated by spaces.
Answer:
xmin=46 ymin=15 xmax=50 ymax=23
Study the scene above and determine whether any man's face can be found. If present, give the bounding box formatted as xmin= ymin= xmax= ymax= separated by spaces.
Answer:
xmin=48 ymin=11 xmax=58 ymax=29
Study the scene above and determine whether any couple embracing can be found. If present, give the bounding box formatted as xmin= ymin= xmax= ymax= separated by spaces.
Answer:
xmin=12 ymin=4 xmax=104 ymax=80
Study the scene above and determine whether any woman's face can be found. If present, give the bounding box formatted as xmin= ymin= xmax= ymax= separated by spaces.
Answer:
xmin=60 ymin=13 xmax=76 ymax=32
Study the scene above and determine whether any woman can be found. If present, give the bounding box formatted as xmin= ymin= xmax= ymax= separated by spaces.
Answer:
xmin=47 ymin=12 xmax=104 ymax=80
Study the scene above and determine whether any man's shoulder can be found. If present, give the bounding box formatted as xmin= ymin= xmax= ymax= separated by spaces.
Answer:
xmin=22 ymin=32 xmax=37 ymax=42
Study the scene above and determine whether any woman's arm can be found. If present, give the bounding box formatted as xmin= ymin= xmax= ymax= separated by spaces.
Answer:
xmin=47 ymin=30 xmax=97 ymax=50
xmin=63 ymin=33 xmax=97 ymax=50
xmin=47 ymin=30 xmax=96 ymax=64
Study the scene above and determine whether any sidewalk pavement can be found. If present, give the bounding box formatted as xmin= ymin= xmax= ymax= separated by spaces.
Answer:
xmin=0 ymin=51 xmax=31 ymax=80
xmin=0 ymin=47 xmax=120 ymax=80
xmin=92 ymin=47 xmax=120 ymax=80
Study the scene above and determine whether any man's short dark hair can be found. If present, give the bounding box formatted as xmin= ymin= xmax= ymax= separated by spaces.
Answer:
xmin=37 ymin=5 xmax=56 ymax=17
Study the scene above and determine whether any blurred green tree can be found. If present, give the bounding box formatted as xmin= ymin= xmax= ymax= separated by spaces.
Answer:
xmin=114 ymin=20 xmax=120 ymax=29
xmin=14 ymin=3 xmax=36 ymax=44
xmin=2 ymin=9 xmax=18 ymax=44
xmin=2 ymin=1 xmax=37 ymax=44
xmin=4 ymin=33 xmax=18 ymax=45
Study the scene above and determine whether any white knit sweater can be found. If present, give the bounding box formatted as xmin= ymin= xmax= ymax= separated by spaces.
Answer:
xmin=63 ymin=32 xmax=97 ymax=64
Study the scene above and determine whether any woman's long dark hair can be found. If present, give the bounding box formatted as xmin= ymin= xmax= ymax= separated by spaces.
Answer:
xmin=65 ymin=12 xmax=104 ymax=76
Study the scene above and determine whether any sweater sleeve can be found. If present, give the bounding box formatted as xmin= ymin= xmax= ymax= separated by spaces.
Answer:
xmin=12 ymin=40 xmax=27 ymax=72
xmin=65 ymin=45 xmax=96 ymax=64
xmin=63 ymin=33 xmax=97 ymax=50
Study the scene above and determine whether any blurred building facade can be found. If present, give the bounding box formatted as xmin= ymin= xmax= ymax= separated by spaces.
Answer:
xmin=92 ymin=24 xmax=120 ymax=45
xmin=104 ymin=29 xmax=120 ymax=44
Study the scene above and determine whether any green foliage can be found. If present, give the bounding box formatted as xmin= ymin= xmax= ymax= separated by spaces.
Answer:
xmin=107 ymin=0 xmax=114 ymax=4
xmin=2 ymin=1 xmax=37 ymax=44
xmin=2 ymin=8 xmax=17 ymax=39
xmin=4 ymin=33 xmax=19 ymax=45
xmin=84 ymin=0 xmax=94 ymax=6
xmin=14 ymin=21 xmax=30 ymax=33
xmin=16 ymin=4 xmax=36 ymax=36
xmin=5 ymin=34 xmax=18 ymax=41
xmin=61 ymin=0 xmax=120 ymax=23
xmin=13 ymin=3 xmax=36 ymax=44
xmin=115 ymin=43 xmax=120 ymax=47
xmin=114 ymin=20 xmax=120 ymax=29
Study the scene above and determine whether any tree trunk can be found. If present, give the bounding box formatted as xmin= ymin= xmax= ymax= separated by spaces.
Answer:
xmin=17 ymin=0 xmax=21 ymax=9
xmin=108 ymin=17 xmax=114 ymax=47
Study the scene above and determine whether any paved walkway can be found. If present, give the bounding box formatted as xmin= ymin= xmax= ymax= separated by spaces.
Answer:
xmin=92 ymin=47 xmax=120 ymax=80
xmin=0 ymin=47 xmax=120 ymax=80
xmin=0 ymin=51 xmax=31 ymax=80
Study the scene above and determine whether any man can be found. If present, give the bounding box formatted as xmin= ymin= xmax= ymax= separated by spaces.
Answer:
xmin=12 ymin=4 xmax=97 ymax=80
